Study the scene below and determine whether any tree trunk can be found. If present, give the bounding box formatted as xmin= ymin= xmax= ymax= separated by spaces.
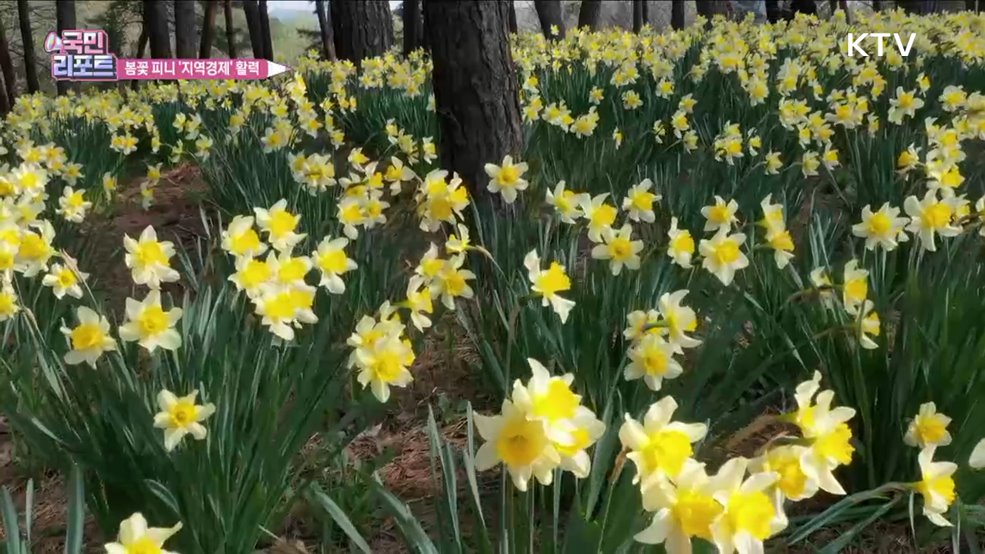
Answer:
xmin=578 ymin=0 xmax=601 ymax=30
xmin=403 ymin=0 xmax=424 ymax=55
xmin=633 ymin=0 xmax=643 ymax=32
xmin=174 ymin=0 xmax=197 ymax=58
xmin=200 ymin=0 xmax=218 ymax=58
xmin=0 ymin=19 xmax=17 ymax=104
xmin=16 ymin=0 xmax=39 ymax=94
xmin=0 ymin=72 xmax=9 ymax=115
xmin=423 ymin=0 xmax=523 ymax=202
xmin=242 ymin=0 xmax=263 ymax=57
xmin=967 ymin=0 xmax=979 ymax=11
xmin=671 ymin=0 xmax=685 ymax=29
xmin=314 ymin=0 xmax=335 ymax=60
xmin=143 ymin=0 xmax=171 ymax=58
xmin=331 ymin=0 xmax=393 ymax=63
xmin=55 ymin=0 xmax=76 ymax=95
xmin=871 ymin=0 xmax=881 ymax=10
xmin=507 ymin=2 xmax=517 ymax=33
xmin=135 ymin=26 xmax=148 ymax=57
xmin=641 ymin=0 xmax=649 ymax=26
xmin=258 ymin=0 xmax=273 ymax=60
xmin=533 ymin=1 xmax=564 ymax=38
xmin=223 ymin=0 xmax=237 ymax=57
xmin=765 ymin=0 xmax=781 ymax=20
xmin=789 ymin=0 xmax=818 ymax=15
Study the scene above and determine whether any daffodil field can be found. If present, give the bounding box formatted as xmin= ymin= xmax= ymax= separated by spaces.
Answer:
xmin=2 ymin=6 xmax=985 ymax=553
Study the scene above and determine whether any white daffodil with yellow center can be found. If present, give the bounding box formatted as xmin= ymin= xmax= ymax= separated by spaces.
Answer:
xmin=313 ymin=236 xmax=357 ymax=294
xmin=60 ymin=306 xmax=117 ymax=367
xmin=553 ymin=408 xmax=605 ymax=479
xmin=524 ymin=250 xmax=575 ymax=323
xmin=220 ymin=215 xmax=267 ymax=258
xmin=403 ymin=277 xmax=434 ymax=332
xmin=970 ymin=439 xmax=985 ymax=469
xmin=104 ymin=512 xmax=182 ymax=554
xmin=475 ymin=398 xmax=560 ymax=492
xmin=852 ymin=203 xmax=909 ymax=251
xmin=41 ymin=262 xmax=87 ymax=300
xmin=580 ymin=193 xmax=618 ymax=243
xmin=56 ymin=186 xmax=91 ymax=223
xmin=229 ymin=253 xmax=274 ymax=298
xmin=904 ymin=402 xmax=952 ymax=449
xmin=841 ymin=259 xmax=869 ymax=316
xmin=0 ymin=282 xmax=19 ymax=322
xmin=118 ymin=291 xmax=183 ymax=352
xmin=254 ymin=199 xmax=306 ymax=252
xmin=914 ymin=446 xmax=958 ymax=527
xmin=622 ymin=179 xmax=660 ymax=223
xmin=483 ymin=155 xmax=529 ymax=204
xmin=711 ymin=457 xmax=787 ymax=554
xmin=904 ymin=190 xmax=961 ymax=252
xmin=619 ymin=396 xmax=708 ymax=483
xmin=511 ymin=359 xmax=592 ymax=447
xmin=15 ymin=221 xmax=56 ymax=277
xmin=625 ymin=334 xmax=683 ymax=392
xmin=666 ymin=217 xmax=695 ymax=269
xmin=432 ymin=254 xmax=475 ymax=310
xmin=635 ymin=459 xmax=724 ymax=552
xmin=699 ymin=228 xmax=749 ymax=286
xmin=123 ymin=226 xmax=180 ymax=289
xmin=153 ymin=389 xmax=215 ymax=451
xmin=355 ymin=334 xmax=415 ymax=403
xmin=658 ymin=290 xmax=702 ymax=352
xmin=546 ymin=181 xmax=588 ymax=224
xmin=790 ymin=371 xmax=856 ymax=495
xmin=701 ymin=196 xmax=739 ymax=233
xmin=591 ymin=224 xmax=644 ymax=276
xmin=751 ymin=445 xmax=818 ymax=502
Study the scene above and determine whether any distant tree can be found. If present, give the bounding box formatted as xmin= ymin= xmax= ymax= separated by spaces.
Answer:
xmin=242 ymin=0 xmax=263 ymax=57
xmin=330 ymin=1 xmax=393 ymax=63
xmin=16 ymin=0 xmax=39 ymax=93
xmin=224 ymin=0 xmax=237 ymax=57
xmin=55 ymin=0 xmax=77 ymax=95
xmin=424 ymin=0 xmax=523 ymax=202
xmin=314 ymin=0 xmax=335 ymax=60
xmin=578 ymin=0 xmax=601 ymax=30
xmin=174 ymin=0 xmax=197 ymax=57
xmin=258 ymin=0 xmax=273 ymax=60
xmin=534 ymin=1 xmax=564 ymax=38
xmin=200 ymin=0 xmax=218 ymax=57
xmin=403 ymin=0 xmax=424 ymax=55
xmin=0 ymin=19 xmax=16 ymax=103
xmin=671 ymin=0 xmax=684 ymax=29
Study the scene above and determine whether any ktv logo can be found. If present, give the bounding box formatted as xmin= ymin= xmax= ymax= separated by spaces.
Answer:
xmin=845 ymin=32 xmax=917 ymax=57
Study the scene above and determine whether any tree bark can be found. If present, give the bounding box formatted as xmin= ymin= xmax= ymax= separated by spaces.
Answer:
xmin=314 ymin=0 xmax=335 ymax=60
xmin=55 ymin=0 xmax=76 ymax=95
xmin=223 ymin=0 xmax=237 ymax=57
xmin=577 ymin=0 xmax=601 ymax=30
xmin=633 ymin=0 xmax=643 ymax=32
xmin=143 ymin=0 xmax=171 ymax=58
xmin=0 ymin=18 xmax=17 ymax=104
xmin=871 ymin=0 xmax=881 ymax=10
xmin=765 ymin=0 xmax=781 ymax=20
xmin=331 ymin=0 xmax=393 ymax=63
xmin=789 ymin=0 xmax=818 ymax=15
xmin=16 ymin=0 xmax=39 ymax=94
xmin=671 ymin=0 xmax=685 ymax=29
xmin=0 ymin=72 xmax=9 ymax=115
xmin=403 ymin=0 xmax=424 ymax=55
xmin=242 ymin=0 xmax=263 ymax=57
xmin=507 ymin=2 xmax=517 ymax=33
xmin=967 ymin=0 xmax=979 ymax=12
xmin=200 ymin=0 xmax=218 ymax=58
xmin=258 ymin=0 xmax=273 ymax=60
xmin=174 ymin=0 xmax=197 ymax=58
xmin=423 ymin=0 xmax=523 ymax=202
xmin=533 ymin=1 xmax=564 ymax=38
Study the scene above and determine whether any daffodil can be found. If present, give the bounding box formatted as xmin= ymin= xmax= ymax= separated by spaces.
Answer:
xmin=888 ymin=86 xmax=924 ymax=124
xmin=546 ymin=181 xmax=587 ymax=224
xmin=580 ymin=193 xmax=618 ymax=242
xmin=658 ymin=290 xmax=702 ymax=351
xmin=841 ymin=259 xmax=868 ymax=316
xmin=699 ymin=228 xmax=749 ymax=286
xmin=221 ymin=215 xmax=267 ymax=258
xmin=118 ymin=290 xmax=183 ymax=352
xmin=312 ymin=236 xmax=356 ymax=294
xmin=475 ymin=398 xmax=560 ymax=492
xmin=229 ymin=253 xmax=274 ymax=297
xmin=511 ymin=359 xmax=592 ymax=445
xmin=751 ymin=445 xmax=818 ymax=502
xmin=622 ymin=179 xmax=660 ymax=223
xmin=61 ymin=306 xmax=117 ymax=367
xmin=41 ymin=262 xmax=87 ymax=300
xmin=123 ymin=226 xmax=180 ymax=289
xmin=355 ymin=334 xmax=415 ymax=403
xmin=484 ymin=155 xmax=529 ymax=204
xmin=619 ymin=396 xmax=708 ymax=483
xmin=56 ymin=186 xmax=91 ymax=223
xmin=254 ymin=199 xmax=306 ymax=252
xmin=970 ymin=438 xmax=985 ymax=469
xmin=153 ymin=389 xmax=215 ymax=451
xmin=710 ymin=457 xmax=787 ymax=553
xmin=701 ymin=196 xmax=739 ymax=233
xmin=635 ymin=459 xmax=723 ymax=552
xmin=15 ymin=221 xmax=56 ymax=277
xmin=666 ymin=217 xmax=695 ymax=268
xmin=103 ymin=513 xmax=182 ymax=554
xmin=625 ymin=334 xmax=683 ymax=391
xmin=904 ymin=402 xmax=952 ymax=449
xmin=0 ymin=281 xmax=18 ymax=321
xmin=904 ymin=191 xmax=961 ymax=252
xmin=914 ymin=446 xmax=957 ymax=527
xmin=524 ymin=250 xmax=575 ymax=323
xmin=590 ymin=224 xmax=643 ymax=275
xmin=852 ymin=203 xmax=909 ymax=251
xmin=403 ymin=277 xmax=434 ymax=331
xmin=857 ymin=303 xmax=881 ymax=350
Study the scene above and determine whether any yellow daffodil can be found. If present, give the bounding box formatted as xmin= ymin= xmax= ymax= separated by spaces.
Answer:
xmin=701 ymin=196 xmax=739 ymax=233
xmin=619 ymin=396 xmax=708 ymax=483
xmin=635 ymin=459 xmax=723 ymax=551
xmin=622 ymin=179 xmax=660 ymax=223
xmin=118 ymin=290 xmax=183 ymax=352
xmin=475 ymin=398 xmax=560 ymax=492
xmin=904 ymin=402 xmax=952 ymax=449
xmin=153 ymin=389 xmax=215 ymax=451
xmin=221 ymin=215 xmax=268 ymax=258
xmin=312 ymin=236 xmax=356 ymax=294
xmin=60 ymin=306 xmax=117 ymax=367
xmin=524 ymin=249 xmax=575 ymax=323
xmin=666 ymin=217 xmax=695 ymax=268
xmin=914 ymin=446 xmax=957 ymax=527
xmin=484 ymin=155 xmax=529 ymax=204
xmin=41 ymin=262 xmax=87 ymax=300
xmin=103 ymin=513 xmax=182 ymax=554
xmin=699 ymin=228 xmax=749 ymax=286
xmin=710 ymin=457 xmax=787 ymax=553
xmin=590 ymin=224 xmax=643 ymax=275
xmin=852 ymin=203 xmax=909 ymax=251
xmin=254 ymin=199 xmax=306 ymax=252
xmin=123 ymin=226 xmax=180 ymax=289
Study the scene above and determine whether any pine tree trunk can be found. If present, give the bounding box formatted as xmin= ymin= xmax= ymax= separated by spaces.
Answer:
xmin=0 ymin=18 xmax=18 ymax=103
xmin=16 ymin=0 xmax=39 ymax=94
xmin=330 ymin=0 xmax=393 ymax=63
xmin=633 ymin=0 xmax=643 ymax=32
xmin=55 ymin=0 xmax=76 ymax=95
xmin=258 ymin=0 xmax=273 ymax=60
xmin=143 ymin=0 xmax=171 ymax=58
xmin=315 ymin=0 xmax=335 ymax=60
xmin=223 ymin=0 xmax=237 ymax=57
xmin=423 ymin=0 xmax=523 ymax=202
xmin=577 ymin=0 xmax=601 ymax=30
xmin=671 ymin=0 xmax=685 ymax=29
xmin=242 ymin=0 xmax=263 ymax=58
xmin=200 ymin=0 xmax=218 ymax=58
xmin=533 ymin=1 xmax=564 ymax=38
xmin=403 ymin=0 xmax=424 ymax=55
xmin=174 ymin=0 xmax=197 ymax=58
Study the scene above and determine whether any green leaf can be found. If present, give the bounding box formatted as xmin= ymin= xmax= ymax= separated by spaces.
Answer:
xmin=304 ymin=484 xmax=372 ymax=554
